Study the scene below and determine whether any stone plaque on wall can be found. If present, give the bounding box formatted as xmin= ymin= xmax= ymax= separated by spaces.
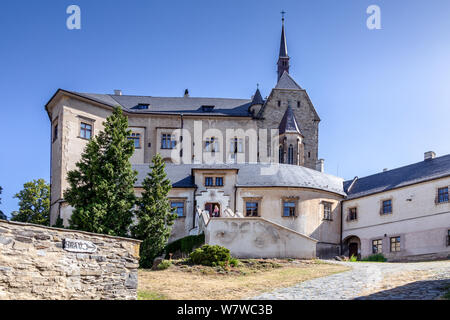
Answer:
xmin=63 ymin=238 xmax=97 ymax=253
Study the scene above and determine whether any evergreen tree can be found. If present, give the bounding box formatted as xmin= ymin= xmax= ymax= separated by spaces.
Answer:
xmin=10 ymin=179 xmax=50 ymax=225
xmin=0 ymin=186 xmax=7 ymax=220
xmin=64 ymin=107 xmax=137 ymax=237
xmin=132 ymin=153 xmax=178 ymax=267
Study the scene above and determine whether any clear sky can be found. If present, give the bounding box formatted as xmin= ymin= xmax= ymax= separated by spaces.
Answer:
xmin=1 ymin=0 xmax=450 ymax=217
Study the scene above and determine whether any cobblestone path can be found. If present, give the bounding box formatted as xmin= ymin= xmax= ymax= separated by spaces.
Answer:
xmin=252 ymin=260 xmax=450 ymax=300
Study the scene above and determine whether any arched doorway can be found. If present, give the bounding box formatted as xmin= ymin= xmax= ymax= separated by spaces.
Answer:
xmin=343 ymin=235 xmax=361 ymax=259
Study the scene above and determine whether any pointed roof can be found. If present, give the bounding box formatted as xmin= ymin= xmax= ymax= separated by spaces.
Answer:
xmin=251 ymin=88 xmax=264 ymax=105
xmin=279 ymin=19 xmax=288 ymax=57
xmin=279 ymin=105 xmax=302 ymax=135
xmin=275 ymin=71 xmax=302 ymax=90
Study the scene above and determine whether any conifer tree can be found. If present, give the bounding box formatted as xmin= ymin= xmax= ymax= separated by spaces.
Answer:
xmin=64 ymin=107 xmax=137 ymax=237
xmin=132 ymin=153 xmax=178 ymax=267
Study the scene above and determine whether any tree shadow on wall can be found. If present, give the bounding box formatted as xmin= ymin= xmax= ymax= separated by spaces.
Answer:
xmin=354 ymin=278 xmax=450 ymax=300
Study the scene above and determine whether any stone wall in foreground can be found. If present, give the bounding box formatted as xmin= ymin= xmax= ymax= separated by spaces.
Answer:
xmin=0 ymin=220 xmax=141 ymax=300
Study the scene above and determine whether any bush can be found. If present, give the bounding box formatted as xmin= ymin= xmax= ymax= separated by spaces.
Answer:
xmin=361 ymin=253 xmax=387 ymax=262
xmin=157 ymin=260 xmax=172 ymax=270
xmin=165 ymin=234 xmax=205 ymax=258
xmin=349 ymin=254 xmax=358 ymax=262
xmin=229 ymin=257 xmax=239 ymax=267
xmin=189 ymin=245 xmax=231 ymax=267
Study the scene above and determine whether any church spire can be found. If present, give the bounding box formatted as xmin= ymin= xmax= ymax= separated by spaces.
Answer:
xmin=277 ymin=11 xmax=290 ymax=81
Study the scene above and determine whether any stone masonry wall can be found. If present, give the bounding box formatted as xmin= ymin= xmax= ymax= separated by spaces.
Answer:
xmin=0 ymin=220 xmax=141 ymax=300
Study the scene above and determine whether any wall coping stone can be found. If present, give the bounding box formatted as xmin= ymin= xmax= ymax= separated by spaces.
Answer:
xmin=0 ymin=219 xmax=141 ymax=244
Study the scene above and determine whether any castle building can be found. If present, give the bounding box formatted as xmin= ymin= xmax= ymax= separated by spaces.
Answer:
xmin=45 ymin=17 xmax=450 ymax=261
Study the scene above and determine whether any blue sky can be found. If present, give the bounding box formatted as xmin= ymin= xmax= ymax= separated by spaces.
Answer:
xmin=1 ymin=0 xmax=450 ymax=216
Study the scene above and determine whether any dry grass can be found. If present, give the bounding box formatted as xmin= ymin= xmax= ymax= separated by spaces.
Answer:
xmin=138 ymin=259 xmax=349 ymax=300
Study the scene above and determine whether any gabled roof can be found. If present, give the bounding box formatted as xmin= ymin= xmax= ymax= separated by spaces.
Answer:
xmin=279 ymin=105 xmax=302 ymax=135
xmin=344 ymin=154 xmax=450 ymax=200
xmin=251 ymin=88 xmax=264 ymax=106
xmin=46 ymin=89 xmax=253 ymax=118
xmin=275 ymin=71 xmax=302 ymax=90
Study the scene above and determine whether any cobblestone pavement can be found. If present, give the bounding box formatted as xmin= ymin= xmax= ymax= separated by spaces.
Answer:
xmin=252 ymin=260 xmax=450 ymax=300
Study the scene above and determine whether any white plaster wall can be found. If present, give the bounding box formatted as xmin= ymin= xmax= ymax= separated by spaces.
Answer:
xmin=205 ymin=217 xmax=317 ymax=259
xmin=343 ymin=176 xmax=450 ymax=259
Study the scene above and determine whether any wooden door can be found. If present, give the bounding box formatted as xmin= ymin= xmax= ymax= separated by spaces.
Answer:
xmin=349 ymin=243 xmax=358 ymax=258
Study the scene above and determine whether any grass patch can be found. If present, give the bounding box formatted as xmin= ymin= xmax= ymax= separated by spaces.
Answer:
xmin=138 ymin=290 xmax=168 ymax=300
xmin=138 ymin=259 xmax=350 ymax=300
xmin=442 ymin=285 xmax=450 ymax=300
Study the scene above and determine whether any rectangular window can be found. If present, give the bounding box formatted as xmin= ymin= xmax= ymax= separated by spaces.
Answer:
xmin=53 ymin=123 xmax=58 ymax=142
xmin=205 ymin=177 xmax=214 ymax=187
xmin=348 ymin=207 xmax=357 ymax=221
xmin=205 ymin=137 xmax=219 ymax=153
xmin=230 ymin=138 xmax=243 ymax=154
xmin=323 ymin=202 xmax=332 ymax=220
xmin=372 ymin=239 xmax=383 ymax=254
xmin=80 ymin=122 xmax=92 ymax=140
xmin=438 ymin=187 xmax=449 ymax=203
xmin=283 ymin=201 xmax=296 ymax=217
xmin=382 ymin=200 xmax=392 ymax=215
xmin=128 ymin=133 xmax=141 ymax=149
xmin=215 ymin=177 xmax=223 ymax=186
xmin=447 ymin=230 xmax=450 ymax=247
xmin=170 ymin=201 xmax=185 ymax=217
xmin=246 ymin=202 xmax=258 ymax=217
xmin=161 ymin=134 xmax=176 ymax=149
xmin=390 ymin=236 xmax=401 ymax=252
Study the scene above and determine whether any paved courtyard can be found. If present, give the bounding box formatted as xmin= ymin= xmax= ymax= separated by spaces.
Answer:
xmin=253 ymin=260 xmax=450 ymax=300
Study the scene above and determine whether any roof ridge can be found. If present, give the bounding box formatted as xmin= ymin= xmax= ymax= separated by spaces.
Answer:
xmin=355 ymin=154 xmax=450 ymax=181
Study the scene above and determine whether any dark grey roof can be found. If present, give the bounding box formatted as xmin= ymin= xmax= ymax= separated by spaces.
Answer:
xmin=251 ymin=88 xmax=264 ymax=106
xmin=279 ymin=22 xmax=288 ymax=57
xmin=133 ymin=163 xmax=345 ymax=195
xmin=344 ymin=154 xmax=450 ymax=200
xmin=133 ymin=164 xmax=195 ymax=188
xmin=70 ymin=91 xmax=253 ymax=117
xmin=275 ymin=71 xmax=302 ymax=90
xmin=279 ymin=105 xmax=302 ymax=135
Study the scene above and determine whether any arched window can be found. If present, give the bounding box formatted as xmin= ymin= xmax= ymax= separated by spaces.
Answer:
xmin=279 ymin=146 xmax=284 ymax=164
xmin=288 ymin=145 xmax=294 ymax=165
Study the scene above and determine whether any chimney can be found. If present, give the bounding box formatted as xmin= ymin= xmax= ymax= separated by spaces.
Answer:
xmin=184 ymin=89 xmax=189 ymax=98
xmin=114 ymin=90 xmax=122 ymax=96
xmin=316 ymin=159 xmax=324 ymax=173
xmin=424 ymin=151 xmax=436 ymax=161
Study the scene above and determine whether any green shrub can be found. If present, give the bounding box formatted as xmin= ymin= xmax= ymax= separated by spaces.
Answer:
xmin=165 ymin=234 xmax=205 ymax=258
xmin=349 ymin=254 xmax=358 ymax=262
xmin=361 ymin=253 xmax=387 ymax=262
xmin=229 ymin=257 xmax=239 ymax=267
xmin=157 ymin=260 xmax=172 ymax=270
xmin=189 ymin=245 xmax=231 ymax=267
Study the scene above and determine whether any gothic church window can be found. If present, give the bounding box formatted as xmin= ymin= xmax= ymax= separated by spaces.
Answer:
xmin=287 ymin=144 xmax=294 ymax=164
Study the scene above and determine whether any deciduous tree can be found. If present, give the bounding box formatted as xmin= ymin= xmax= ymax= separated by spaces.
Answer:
xmin=10 ymin=179 xmax=50 ymax=225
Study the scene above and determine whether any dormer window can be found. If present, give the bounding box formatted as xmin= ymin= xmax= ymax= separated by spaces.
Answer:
xmin=202 ymin=105 xmax=215 ymax=112
xmin=132 ymin=104 xmax=150 ymax=110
